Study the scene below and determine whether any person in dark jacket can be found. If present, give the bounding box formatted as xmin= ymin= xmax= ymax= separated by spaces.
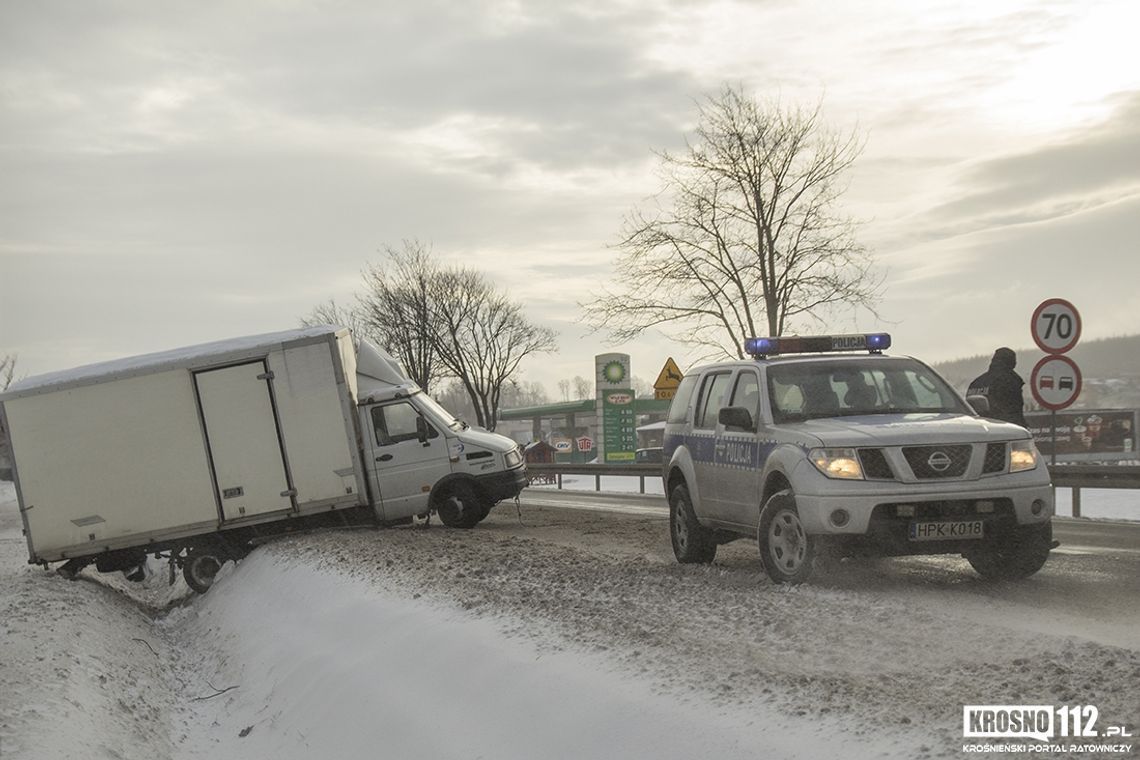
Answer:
xmin=967 ymin=347 xmax=1028 ymax=426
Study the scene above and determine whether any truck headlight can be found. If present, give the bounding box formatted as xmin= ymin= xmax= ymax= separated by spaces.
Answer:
xmin=504 ymin=448 xmax=523 ymax=469
xmin=1010 ymin=441 xmax=1038 ymax=472
xmin=809 ymin=448 xmax=863 ymax=480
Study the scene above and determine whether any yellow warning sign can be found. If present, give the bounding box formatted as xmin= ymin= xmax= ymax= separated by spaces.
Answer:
xmin=653 ymin=358 xmax=683 ymax=400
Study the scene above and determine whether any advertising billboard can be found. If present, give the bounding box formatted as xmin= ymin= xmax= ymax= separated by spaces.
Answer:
xmin=1024 ymin=409 xmax=1136 ymax=461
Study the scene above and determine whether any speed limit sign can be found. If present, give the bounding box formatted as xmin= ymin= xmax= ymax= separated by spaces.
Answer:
xmin=1031 ymin=298 xmax=1081 ymax=354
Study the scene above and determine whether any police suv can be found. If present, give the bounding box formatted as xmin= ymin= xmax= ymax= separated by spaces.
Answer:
xmin=663 ymin=334 xmax=1054 ymax=584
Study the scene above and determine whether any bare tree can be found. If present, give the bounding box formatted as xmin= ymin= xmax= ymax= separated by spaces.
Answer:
xmin=304 ymin=243 xmax=557 ymax=428
xmin=357 ymin=240 xmax=442 ymax=392
xmin=429 ymin=267 xmax=558 ymax=430
xmin=501 ymin=379 xmax=549 ymax=409
xmin=1 ymin=354 xmax=15 ymax=472
xmin=558 ymin=379 xmax=571 ymax=402
xmin=586 ymin=85 xmax=882 ymax=359
xmin=630 ymin=375 xmax=652 ymax=399
xmin=1 ymin=354 xmax=16 ymax=392
xmin=572 ymin=375 xmax=592 ymax=400
xmin=300 ymin=298 xmax=368 ymax=336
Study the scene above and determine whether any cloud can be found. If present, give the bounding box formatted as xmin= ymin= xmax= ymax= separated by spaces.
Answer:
xmin=876 ymin=89 xmax=1140 ymax=255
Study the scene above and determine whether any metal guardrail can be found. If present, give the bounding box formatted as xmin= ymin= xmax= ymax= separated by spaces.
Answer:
xmin=526 ymin=463 xmax=1140 ymax=517
xmin=1050 ymin=465 xmax=1140 ymax=517
xmin=526 ymin=463 xmax=661 ymax=494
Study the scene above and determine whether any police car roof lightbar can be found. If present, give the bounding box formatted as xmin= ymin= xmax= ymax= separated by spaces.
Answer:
xmin=744 ymin=333 xmax=891 ymax=358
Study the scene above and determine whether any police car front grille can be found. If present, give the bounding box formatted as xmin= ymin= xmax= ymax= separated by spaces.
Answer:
xmin=902 ymin=445 xmax=971 ymax=479
xmin=858 ymin=448 xmax=895 ymax=480
xmin=982 ymin=443 xmax=1007 ymax=474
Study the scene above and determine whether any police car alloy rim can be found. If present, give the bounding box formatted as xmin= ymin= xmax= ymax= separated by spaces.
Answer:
xmin=671 ymin=497 xmax=689 ymax=549
xmin=767 ymin=509 xmax=807 ymax=571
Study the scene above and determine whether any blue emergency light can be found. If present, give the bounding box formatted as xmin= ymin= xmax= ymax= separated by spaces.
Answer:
xmin=744 ymin=333 xmax=891 ymax=358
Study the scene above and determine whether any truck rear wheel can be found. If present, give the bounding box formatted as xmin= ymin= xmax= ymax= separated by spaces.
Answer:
xmin=757 ymin=490 xmax=815 ymax=584
xmin=184 ymin=552 xmax=224 ymax=594
xmin=435 ymin=482 xmax=490 ymax=529
xmin=966 ymin=523 xmax=1051 ymax=580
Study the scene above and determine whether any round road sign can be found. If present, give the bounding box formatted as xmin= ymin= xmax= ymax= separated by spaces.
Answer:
xmin=1030 ymin=354 xmax=1082 ymax=411
xmin=1031 ymin=298 xmax=1081 ymax=354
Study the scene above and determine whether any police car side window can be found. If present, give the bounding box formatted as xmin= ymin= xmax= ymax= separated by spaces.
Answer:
xmin=695 ymin=372 xmax=732 ymax=429
xmin=667 ymin=375 xmax=698 ymax=424
xmin=730 ymin=371 xmax=761 ymax=420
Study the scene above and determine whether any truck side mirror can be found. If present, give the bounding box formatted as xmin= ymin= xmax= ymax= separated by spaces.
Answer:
xmin=718 ymin=406 xmax=754 ymax=431
xmin=416 ymin=415 xmax=430 ymax=445
xmin=966 ymin=395 xmax=990 ymax=416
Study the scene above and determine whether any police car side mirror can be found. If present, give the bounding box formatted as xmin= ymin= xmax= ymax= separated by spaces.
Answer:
xmin=966 ymin=395 xmax=990 ymax=416
xmin=718 ymin=406 xmax=755 ymax=432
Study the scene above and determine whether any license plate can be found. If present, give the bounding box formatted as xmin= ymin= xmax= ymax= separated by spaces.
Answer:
xmin=908 ymin=520 xmax=984 ymax=541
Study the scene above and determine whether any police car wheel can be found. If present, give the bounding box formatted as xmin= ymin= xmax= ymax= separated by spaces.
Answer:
xmin=966 ymin=523 xmax=1051 ymax=580
xmin=757 ymin=490 xmax=814 ymax=584
xmin=669 ymin=483 xmax=716 ymax=564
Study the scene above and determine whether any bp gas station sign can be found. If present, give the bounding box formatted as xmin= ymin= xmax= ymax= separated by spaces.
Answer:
xmin=596 ymin=353 xmax=636 ymax=463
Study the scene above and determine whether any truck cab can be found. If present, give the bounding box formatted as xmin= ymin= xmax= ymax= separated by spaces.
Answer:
xmin=354 ymin=340 xmax=526 ymax=528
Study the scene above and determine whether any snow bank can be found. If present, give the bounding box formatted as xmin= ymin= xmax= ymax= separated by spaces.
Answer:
xmin=162 ymin=550 xmax=861 ymax=760
xmin=0 ymin=481 xmax=181 ymax=759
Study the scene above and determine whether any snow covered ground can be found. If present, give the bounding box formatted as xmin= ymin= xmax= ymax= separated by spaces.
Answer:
xmin=2 ymin=478 xmax=1137 ymax=759
xmin=0 ymin=481 xmax=866 ymax=759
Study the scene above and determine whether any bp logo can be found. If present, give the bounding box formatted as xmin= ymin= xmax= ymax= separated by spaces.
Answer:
xmin=602 ymin=360 xmax=626 ymax=384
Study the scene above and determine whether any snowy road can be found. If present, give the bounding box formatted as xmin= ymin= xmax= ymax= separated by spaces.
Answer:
xmin=2 ymin=480 xmax=1138 ymax=759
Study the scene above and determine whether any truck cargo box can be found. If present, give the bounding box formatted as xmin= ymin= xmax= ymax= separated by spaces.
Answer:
xmin=0 ymin=326 xmax=368 ymax=564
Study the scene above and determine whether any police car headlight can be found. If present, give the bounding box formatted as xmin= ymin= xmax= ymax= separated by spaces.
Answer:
xmin=504 ymin=448 xmax=523 ymax=469
xmin=1009 ymin=441 xmax=1038 ymax=472
xmin=809 ymin=448 xmax=864 ymax=480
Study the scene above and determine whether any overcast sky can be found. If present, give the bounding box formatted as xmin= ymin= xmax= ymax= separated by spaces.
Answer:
xmin=2 ymin=0 xmax=1138 ymax=397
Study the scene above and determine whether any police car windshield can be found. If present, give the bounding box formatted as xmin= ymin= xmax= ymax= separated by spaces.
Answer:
xmin=767 ymin=358 xmax=970 ymax=423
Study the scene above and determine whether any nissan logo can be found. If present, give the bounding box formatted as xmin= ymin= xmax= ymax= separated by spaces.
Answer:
xmin=927 ymin=451 xmax=952 ymax=472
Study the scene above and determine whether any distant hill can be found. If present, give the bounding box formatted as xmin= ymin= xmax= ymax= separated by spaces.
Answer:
xmin=932 ymin=334 xmax=1140 ymax=410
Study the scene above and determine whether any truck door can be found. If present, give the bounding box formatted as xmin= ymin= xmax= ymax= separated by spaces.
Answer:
xmin=364 ymin=400 xmax=451 ymax=520
xmin=195 ymin=361 xmax=295 ymax=522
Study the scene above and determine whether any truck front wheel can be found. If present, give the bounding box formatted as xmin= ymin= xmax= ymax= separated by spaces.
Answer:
xmin=435 ymin=482 xmax=490 ymax=529
xmin=183 ymin=552 xmax=225 ymax=594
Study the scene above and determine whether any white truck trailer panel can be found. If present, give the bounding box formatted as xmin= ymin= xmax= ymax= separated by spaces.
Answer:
xmin=2 ymin=327 xmax=365 ymax=563
xmin=6 ymin=368 xmax=219 ymax=560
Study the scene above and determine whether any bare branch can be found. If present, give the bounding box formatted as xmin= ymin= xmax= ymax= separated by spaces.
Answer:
xmin=584 ymin=85 xmax=882 ymax=355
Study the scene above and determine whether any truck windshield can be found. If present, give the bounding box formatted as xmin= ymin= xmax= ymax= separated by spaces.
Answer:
xmin=767 ymin=358 xmax=970 ymax=423
xmin=413 ymin=391 xmax=467 ymax=432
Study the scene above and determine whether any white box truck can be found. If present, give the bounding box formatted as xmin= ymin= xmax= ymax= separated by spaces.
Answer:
xmin=0 ymin=326 xmax=528 ymax=591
